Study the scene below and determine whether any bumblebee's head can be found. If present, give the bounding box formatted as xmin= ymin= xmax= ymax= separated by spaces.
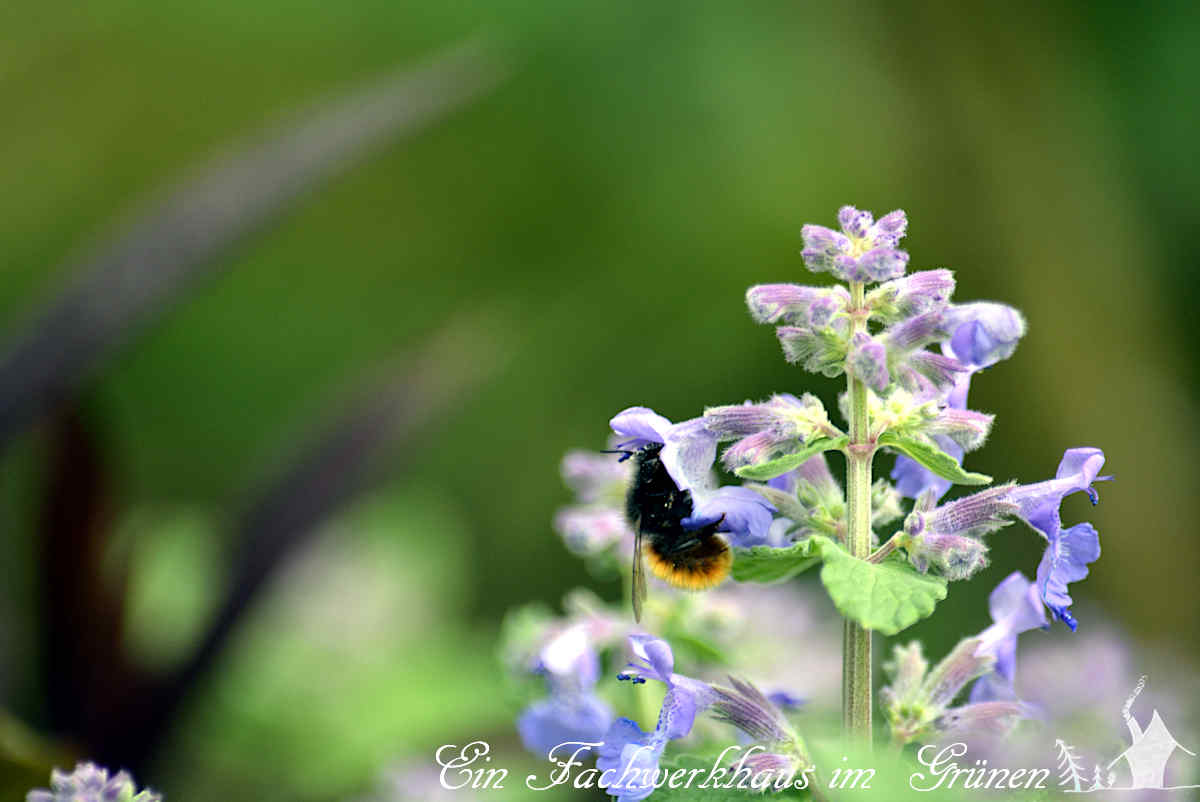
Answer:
xmin=602 ymin=444 xmax=657 ymax=463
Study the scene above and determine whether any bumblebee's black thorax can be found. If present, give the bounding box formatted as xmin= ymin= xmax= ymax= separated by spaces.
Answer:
xmin=623 ymin=442 xmax=731 ymax=605
xmin=626 ymin=443 xmax=694 ymax=535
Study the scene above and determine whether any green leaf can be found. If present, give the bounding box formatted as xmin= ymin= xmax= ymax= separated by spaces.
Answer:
xmin=731 ymin=538 xmax=822 ymax=583
xmin=815 ymin=536 xmax=947 ymax=636
xmin=733 ymin=435 xmax=850 ymax=481
xmin=877 ymin=432 xmax=991 ymax=486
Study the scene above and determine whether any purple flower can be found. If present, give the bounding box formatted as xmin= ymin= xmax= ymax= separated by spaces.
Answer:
xmin=970 ymin=572 xmax=1048 ymax=703
xmin=610 ymin=406 xmax=674 ymax=451
xmin=609 ymin=407 xmax=775 ymax=544
xmin=895 ymin=576 xmax=1045 ymax=742
xmin=922 ymin=407 xmax=995 ymax=451
xmin=944 ymin=302 xmax=1027 ymax=369
xmin=554 ymin=507 xmax=630 ymax=556
xmin=621 ymin=634 xmax=718 ymax=712
xmin=596 ymin=719 xmax=664 ymax=802
xmin=704 ymin=393 xmax=838 ymax=471
xmin=923 ymin=638 xmax=996 ymax=710
xmin=600 ymin=636 xmax=716 ymax=801
xmin=1035 ymin=523 xmax=1101 ymax=632
xmin=610 ymin=407 xmax=714 ymax=493
xmin=868 ymin=269 xmax=956 ymax=320
xmin=745 ymin=284 xmax=849 ymax=326
xmin=936 ymin=700 xmax=1033 ymax=737
xmin=847 ymin=333 xmax=890 ymax=392
xmin=890 ymin=301 xmax=1025 ymax=500
xmin=904 ymin=532 xmax=990 ymax=580
xmin=1006 ymin=448 xmax=1110 ymax=630
xmin=518 ymin=624 xmax=614 ymax=758
xmin=801 ymin=206 xmax=909 ymax=282
xmin=554 ymin=450 xmax=634 ymax=556
xmin=899 ymin=486 xmax=1018 ymax=580
xmin=882 ymin=638 xmax=996 ymax=744
xmin=905 ymin=485 xmax=1019 ymax=540
xmin=710 ymin=676 xmax=796 ymax=745
xmin=689 ymin=486 xmax=776 ymax=548
xmin=518 ymin=695 xmax=616 ymax=760
xmin=26 ymin=763 xmax=161 ymax=802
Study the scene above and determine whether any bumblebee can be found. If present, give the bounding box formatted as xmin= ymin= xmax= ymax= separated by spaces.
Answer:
xmin=622 ymin=443 xmax=731 ymax=621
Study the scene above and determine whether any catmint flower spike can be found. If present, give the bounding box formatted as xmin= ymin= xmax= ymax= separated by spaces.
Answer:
xmin=710 ymin=676 xmax=795 ymax=745
xmin=801 ymin=206 xmax=910 ymax=282
xmin=27 ymin=763 xmax=162 ymax=802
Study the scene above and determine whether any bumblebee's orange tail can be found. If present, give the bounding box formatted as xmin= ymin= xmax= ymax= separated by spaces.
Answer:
xmin=643 ymin=537 xmax=731 ymax=591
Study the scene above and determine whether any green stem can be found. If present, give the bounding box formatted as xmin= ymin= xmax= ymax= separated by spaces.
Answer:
xmin=868 ymin=532 xmax=903 ymax=564
xmin=843 ymin=281 xmax=874 ymax=747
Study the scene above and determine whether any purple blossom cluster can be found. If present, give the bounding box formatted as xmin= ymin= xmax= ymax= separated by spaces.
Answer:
xmin=26 ymin=763 xmax=161 ymax=802
xmin=516 ymin=203 xmax=1118 ymax=793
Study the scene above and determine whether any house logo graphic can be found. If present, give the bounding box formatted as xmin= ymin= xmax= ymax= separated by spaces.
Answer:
xmin=1059 ymin=676 xmax=1197 ymax=793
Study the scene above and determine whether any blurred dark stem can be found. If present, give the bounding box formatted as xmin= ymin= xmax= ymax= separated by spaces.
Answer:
xmin=38 ymin=317 xmax=505 ymax=772
xmin=36 ymin=407 xmax=136 ymax=751
xmin=11 ymin=36 xmax=509 ymax=774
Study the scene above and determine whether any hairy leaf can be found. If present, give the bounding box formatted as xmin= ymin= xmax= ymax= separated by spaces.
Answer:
xmin=878 ymin=432 xmax=991 ymax=485
xmin=815 ymin=536 xmax=948 ymax=635
xmin=733 ymin=436 xmax=850 ymax=482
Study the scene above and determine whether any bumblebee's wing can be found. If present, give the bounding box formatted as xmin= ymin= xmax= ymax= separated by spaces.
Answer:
xmin=632 ymin=521 xmax=647 ymax=622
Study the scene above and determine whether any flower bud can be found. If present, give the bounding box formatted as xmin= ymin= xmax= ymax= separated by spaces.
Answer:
xmin=745 ymin=284 xmax=848 ymax=326
xmin=800 ymin=206 xmax=910 ymax=283
xmin=847 ymin=332 xmax=889 ymax=392
xmin=906 ymin=532 xmax=989 ymax=580
xmin=775 ymin=326 xmax=848 ymax=376
xmin=868 ymin=269 xmax=956 ymax=320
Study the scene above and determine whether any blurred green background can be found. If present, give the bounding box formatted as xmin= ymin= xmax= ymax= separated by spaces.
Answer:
xmin=1 ymin=0 xmax=1198 ymax=799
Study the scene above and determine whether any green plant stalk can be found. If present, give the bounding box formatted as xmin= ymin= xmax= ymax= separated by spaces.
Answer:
xmin=843 ymin=281 xmax=874 ymax=745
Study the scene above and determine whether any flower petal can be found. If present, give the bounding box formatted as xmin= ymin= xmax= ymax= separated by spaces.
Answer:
xmin=1036 ymin=522 xmax=1101 ymax=631
xmin=689 ymin=486 xmax=776 ymax=547
xmin=610 ymin=406 xmax=673 ymax=449
xmin=660 ymin=418 xmax=718 ymax=493
xmin=518 ymin=693 xmax=614 ymax=759
xmin=656 ymin=686 xmax=698 ymax=740
xmin=628 ymin=635 xmax=675 ymax=682
xmin=857 ymin=247 xmax=909 ymax=281
xmin=1008 ymin=447 xmax=1106 ymax=539
xmin=944 ymin=302 xmax=1026 ymax=368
